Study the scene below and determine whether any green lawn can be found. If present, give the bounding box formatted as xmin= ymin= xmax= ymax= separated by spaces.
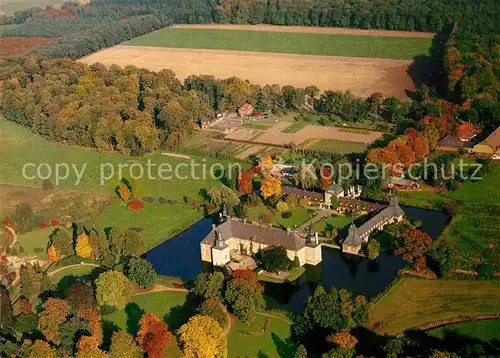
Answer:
xmin=448 ymin=162 xmax=500 ymax=206
xmin=369 ymin=277 xmax=500 ymax=335
xmin=126 ymin=28 xmax=432 ymax=60
xmin=103 ymin=291 xmax=188 ymax=357
xmin=15 ymin=228 xmax=52 ymax=260
xmin=49 ymin=265 xmax=97 ymax=284
xmin=395 ymin=162 xmax=500 ymax=209
xmin=247 ymin=202 xmax=313 ymax=229
xmin=103 ymin=291 xmax=190 ymax=333
xmin=426 ymin=319 xmax=500 ymax=343
xmin=282 ymin=121 xmax=310 ymax=134
xmin=227 ymin=314 xmax=296 ymax=358
xmin=306 ymin=139 xmax=367 ymax=154
xmin=0 ymin=118 xmax=243 ymax=248
xmin=94 ymin=200 xmax=203 ymax=252
xmin=314 ymin=215 xmax=353 ymax=236
xmin=0 ymin=118 xmax=239 ymax=200
xmin=435 ymin=213 xmax=500 ymax=271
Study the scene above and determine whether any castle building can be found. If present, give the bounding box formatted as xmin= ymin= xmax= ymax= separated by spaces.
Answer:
xmin=281 ymin=183 xmax=362 ymax=209
xmin=342 ymin=195 xmax=405 ymax=254
xmin=200 ymin=215 xmax=322 ymax=268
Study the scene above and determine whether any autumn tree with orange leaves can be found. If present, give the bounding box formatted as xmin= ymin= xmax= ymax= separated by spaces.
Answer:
xmin=259 ymin=154 xmax=273 ymax=172
xmin=38 ymin=298 xmax=71 ymax=344
xmin=28 ymin=340 xmax=56 ymax=358
xmin=260 ymin=176 xmax=281 ymax=199
xmin=327 ymin=331 xmax=358 ymax=349
xmin=76 ymin=336 xmax=108 ymax=358
xmin=136 ymin=313 xmax=170 ymax=358
xmin=77 ymin=308 xmax=103 ymax=345
xmin=320 ymin=166 xmax=332 ymax=190
xmin=395 ymin=229 xmax=433 ymax=269
xmin=47 ymin=245 xmax=61 ymax=263
xmin=117 ymin=183 xmax=131 ymax=201
xmin=238 ymin=170 xmax=254 ymax=194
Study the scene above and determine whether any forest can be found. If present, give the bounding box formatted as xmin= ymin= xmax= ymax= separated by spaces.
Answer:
xmin=0 ymin=56 xmax=435 ymax=154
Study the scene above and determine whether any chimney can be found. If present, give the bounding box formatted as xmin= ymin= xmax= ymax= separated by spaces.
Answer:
xmin=243 ymin=218 xmax=247 ymax=224
xmin=286 ymin=227 xmax=291 ymax=234
xmin=212 ymin=224 xmax=216 ymax=231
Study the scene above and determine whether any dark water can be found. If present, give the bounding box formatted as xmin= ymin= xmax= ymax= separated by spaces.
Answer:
xmin=401 ymin=206 xmax=450 ymax=239
xmin=145 ymin=218 xmax=213 ymax=279
xmin=146 ymin=206 xmax=449 ymax=301
xmin=264 ymin=247 xmax=408 ymax=312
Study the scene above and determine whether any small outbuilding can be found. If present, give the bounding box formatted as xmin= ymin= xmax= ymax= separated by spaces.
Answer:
xmin=238 ymin=103 xmax=254 ymax=117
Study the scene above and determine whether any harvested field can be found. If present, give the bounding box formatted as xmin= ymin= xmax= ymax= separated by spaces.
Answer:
xmin=0 ymin=37 xmax=54 ymax=58
xmin=173 ymin=24 xmax=435 ymax=38
xmin=80 ymin=45 xmax=416 ymax=99
xmin=252 ymin=122 xmax=382 ymax=146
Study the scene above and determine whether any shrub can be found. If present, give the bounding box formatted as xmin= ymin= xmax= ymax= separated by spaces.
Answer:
xmin=127 ymin=200 xmax=145 ymax=211
xmin=143 ymin=196 xmax=156 ymax=202
xmin=125 ymin=257 xmax=157 ymax=289
xmin=256 ymin=246 xmax=294 ymax=273
xmin=200 ymin=298 xmax=229 ymax=330
xmin=276 ymin=201 xmax=289 ymax=213
xmin=477 ymin=263 xmax=494 ymax=279
xmin=158 ymin=197 xmax=168 ymax=204
xmin=42 ymin=179 xmax=54 ymax=190
xmin=281 ymin=211 xmax=292 ymax=219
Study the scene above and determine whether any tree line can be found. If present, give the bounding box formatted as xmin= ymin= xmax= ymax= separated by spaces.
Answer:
xmin=1 ymin=56 xmax=437 ymax=155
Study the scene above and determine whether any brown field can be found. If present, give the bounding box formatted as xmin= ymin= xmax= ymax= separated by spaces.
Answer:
xmin=252 ymin=121 xmax=382 ymax=146
xmin=235 ymin=145 xmax=266 ymax=159
xmin=172 ymin=24 xmax=435 ymax=38
xmin=0 ymin=184 xmax=113 ymax=224
xmin=0 ymin=37 xmax=54 ymax=58
xmin=80 ymin=45 xmax=415 ymax=99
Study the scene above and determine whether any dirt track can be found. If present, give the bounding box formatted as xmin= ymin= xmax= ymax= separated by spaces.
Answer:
xmin=172 ymin=24 xmax=435 ymax=38
xmin=81 ymin=45 xmax=415 ymax=99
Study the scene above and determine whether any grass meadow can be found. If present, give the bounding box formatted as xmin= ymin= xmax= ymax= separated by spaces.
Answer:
xmin=426 ymin=319 xmax=500 ymax=343
xmin=369 ymin=277 xmax=500 ymax=335
xmin=305 ymin=139 xmax=368 ymax=154
xmin=394 ymin=162 xmax=500 ymax=209
xmin=94 ymin=200 xmax=203 ymax=252
xmin=126 ymin=28 xmax=432 ymax=60
xmin=435 ymin=213 xmax=500 ymax=271
xmin=0 ymin=118 xmax=244 ymax=248
xmin=0 ymin=118 xmax=240 ymax=200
